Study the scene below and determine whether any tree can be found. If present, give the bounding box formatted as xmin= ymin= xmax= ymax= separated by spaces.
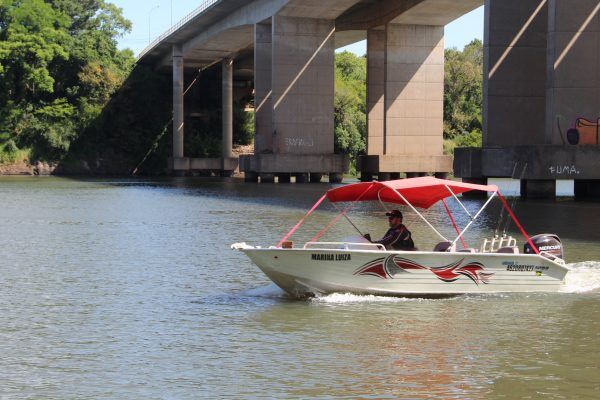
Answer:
xmin=0 ymin=0 xmax=135 ymax=161
xmin=444 ymin=39 xmax=483 ymax=140
xmin=334 ymin=51 xmax=366 ymax=169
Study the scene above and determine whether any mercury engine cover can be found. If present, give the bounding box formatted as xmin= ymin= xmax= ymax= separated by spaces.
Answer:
xmin=524 ymin=234 xmax=564 ymax=260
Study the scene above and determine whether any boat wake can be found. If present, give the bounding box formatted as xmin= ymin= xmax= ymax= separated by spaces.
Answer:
xmin=311 ymin=293 xmax=423 ymax=304
xmin=561 ymin=261 xmax=600 ymax=293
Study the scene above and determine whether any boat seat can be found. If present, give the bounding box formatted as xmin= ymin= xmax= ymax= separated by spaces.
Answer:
xmin=433 ymin=242 xmax=452 ymax=252
xmin=496 ymin=246 xmax=519 ymax=254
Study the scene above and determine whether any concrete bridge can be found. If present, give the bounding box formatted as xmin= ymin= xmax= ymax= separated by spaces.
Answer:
xmin=455 ymin=0 xmax=600 ymax=198
xmin=138 ymin=0 xmax=482 ymax=182
xmin=139 ymin=0 xmax=600 ymax=193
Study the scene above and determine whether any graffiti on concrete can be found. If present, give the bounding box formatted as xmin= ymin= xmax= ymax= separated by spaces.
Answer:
xmin=549 ymin=165 xmax=580 ymax=175
xmin=284 ymin=137 xmax=315 ymax=148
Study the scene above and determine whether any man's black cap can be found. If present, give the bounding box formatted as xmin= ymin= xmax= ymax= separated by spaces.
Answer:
xmin=385 ymin=209 xmax=403 ymax=219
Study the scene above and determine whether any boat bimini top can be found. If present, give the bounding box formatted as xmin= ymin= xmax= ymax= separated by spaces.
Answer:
xmin=276 ymin=177 xmax=541 ymax=256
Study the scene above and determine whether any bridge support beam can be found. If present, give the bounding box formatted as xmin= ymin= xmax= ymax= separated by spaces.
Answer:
xmin=367 ymin=28 xmax=385 ymax=156
xmin=254 ymin=22 xmax=273 ymax=154
xmin=242 ymin=16 xmax=348 ymax=183
xmin=222 ymin=58 xmax=233 ymax=161
xmin=173 ymin=45 xmax=184 ymax=159
xmin=546 ymin=0 xmax=600 ymax=144
xmin=361 ymin=23 xmax=452 ymax=178
xmin=456 ymin=0 xmax=600 ymax=197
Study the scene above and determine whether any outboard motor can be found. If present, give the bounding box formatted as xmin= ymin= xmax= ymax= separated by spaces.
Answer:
xmin=524 ymin=234 xmax=564 ymax=260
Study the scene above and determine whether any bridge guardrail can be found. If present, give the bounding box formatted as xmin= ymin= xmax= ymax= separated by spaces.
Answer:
xmin=138 ymin=0 xmax=220 ymax=60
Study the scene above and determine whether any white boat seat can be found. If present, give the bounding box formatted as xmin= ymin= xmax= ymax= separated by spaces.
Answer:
xmin=496 ymin=246 xmax=520 ymax=254
xmin=433 ymin=242 xmax=452 ymax=252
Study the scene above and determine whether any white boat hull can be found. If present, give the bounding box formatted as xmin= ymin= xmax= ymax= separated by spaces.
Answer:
xmin=241 ymin=248 xmax=569 ymax=298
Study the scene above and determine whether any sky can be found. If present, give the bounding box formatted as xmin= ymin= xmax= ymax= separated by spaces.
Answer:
xmin=115 ymin=1 xmax=484 ymax=56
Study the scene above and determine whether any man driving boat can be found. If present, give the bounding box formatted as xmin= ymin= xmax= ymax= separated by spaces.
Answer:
xmin=366 ymin=209 xmax=415 ymax=251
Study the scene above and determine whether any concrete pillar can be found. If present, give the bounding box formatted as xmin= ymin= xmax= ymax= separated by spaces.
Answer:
xmin=260 ymin=174 xmax=275 ymax=183
xmin=309 ymin=173 xmax=323 ymax=183
xmin=361 ymin=172 xmax=374 ymax=182
xmin=329 ymin=173 xmax=344 ymax=184
xmin=385 ymin=24 xmax=444 ymax=157
xmin=462 ymin=178 xmax=489 ymax=198
xmin=575 ymin=180 xmax=600 ymax=198
xmin=367 ymin=28 xmax=386 ymax=155
xmin=272 ymin=16 xmax=335 ymax=155
xmin=484 ymin=0 xmax=548 ymax=146
xmin=172 ymin=45 xmax=184 ymax=159
xmin=245 ymin=172 xmax=259 ymax=183
xmin=278 ymin=173 xmax=291 ymax=183
xmin=546 ymin=0 xmax=600 ymax=144
xmin=522 ymin=179 xmax=556 ymax=198
xmin=222 ymin=59 xmax=233 ymax=160
xmin=254 ymin=22 xmax=273 ymax=153
xmin=294 ymin=173 xmax=309 ymax=183
xmin=378 ymin=172 xmax=392 ymax=181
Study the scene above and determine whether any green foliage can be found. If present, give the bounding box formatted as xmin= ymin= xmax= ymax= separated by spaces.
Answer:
xmin=233 ymin=101 xmax=254 ymax=146
xmin=334 ymin=51 xmax=366 ymax=165
xmin=444 ymin=129 xmax=482 ymax=156
xmin=444 ymin=39 xmax=483 ymax=140
xmin=0 ymin=0 xmax=134 ymax=163
xmin=0 ymin=139 xmax=29 ymax=164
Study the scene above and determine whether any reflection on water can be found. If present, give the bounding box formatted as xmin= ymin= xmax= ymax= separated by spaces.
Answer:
xmin=0 ymin=177 xmax=599 ymax=399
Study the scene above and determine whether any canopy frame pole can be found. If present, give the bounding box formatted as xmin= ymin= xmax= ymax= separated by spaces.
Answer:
xmin=442 ymin=199 xmax=467 ymax=249
xmin=497 ymin=191 xmax=539 ymax=254
xmin=377 ymin=189 xmax=391 ymax=212
xmin=309 ymin=183 xmax=375 ymax=243
xmin=451 ymin=192 xmax=497 ymax=248
xmin=331 ymin=203 xmax=364 ymax=237
xmin=276 ymin=194 xmax=327 ymax=247
xmin=444 ymin=185 xmax=473 ymax=220
xmin=385 ymin=185 xmax=449 ymax=242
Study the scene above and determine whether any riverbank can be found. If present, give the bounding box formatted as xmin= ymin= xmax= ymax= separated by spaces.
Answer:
xmin=0 ymin=144 xmax=256 ymax=177
xmin=0 ymin=160 xmax=58 ymax=176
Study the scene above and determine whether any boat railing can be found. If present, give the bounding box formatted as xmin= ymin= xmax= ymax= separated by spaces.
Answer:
xmin=303 ymin=242 xmax=386 ymax=251
xmin=480 ymin=236 xmax=517 ymax=253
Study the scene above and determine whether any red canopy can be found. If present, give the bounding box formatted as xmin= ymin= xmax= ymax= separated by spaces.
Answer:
xmin=326 ymin=177 xmax=499 ymax=209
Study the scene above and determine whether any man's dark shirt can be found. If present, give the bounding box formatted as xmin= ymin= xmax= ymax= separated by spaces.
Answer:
xmin=374 ymin=224 xmax=415 ymax=251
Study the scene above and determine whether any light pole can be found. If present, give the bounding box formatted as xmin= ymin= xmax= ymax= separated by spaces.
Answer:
xmin=148 ymin=5 xmax=160 ymax=44
xmin=171 ymin=0 xmax=173 ymax=26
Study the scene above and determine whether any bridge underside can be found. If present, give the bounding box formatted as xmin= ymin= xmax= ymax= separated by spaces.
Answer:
xmin=139 ymin=0 xmax=483 ymax=181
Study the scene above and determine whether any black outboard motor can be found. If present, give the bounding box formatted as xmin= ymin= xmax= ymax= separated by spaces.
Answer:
xmin=524 ymin=234 xmax=564 ymax=260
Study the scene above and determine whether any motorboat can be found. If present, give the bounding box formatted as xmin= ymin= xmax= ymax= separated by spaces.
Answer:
xmin=232 ymin=177 xmax=569 ymax=298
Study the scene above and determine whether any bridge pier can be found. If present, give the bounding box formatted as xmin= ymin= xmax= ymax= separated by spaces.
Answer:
xmin=254 ymin=22 xmax=273 ymax=154
xmin=455 ymin=0 xmax=600 ymax=197
xmin=172 ymin=45 xmax=184 ymax=160
xmin=360 ymin=23 xmax=452 ymax=179
xmin=241 ymin=16 xmax=348 ymax=182
xmin=221 ymin=59 xmax=234 ymax=175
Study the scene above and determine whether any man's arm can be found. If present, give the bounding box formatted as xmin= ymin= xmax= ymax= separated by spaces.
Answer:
xmin=374 ymin=228 xmax=404 ymax=247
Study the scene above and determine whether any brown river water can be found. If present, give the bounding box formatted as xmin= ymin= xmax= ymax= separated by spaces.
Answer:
xmin=0 ymin=177 xmax=599 ymax=399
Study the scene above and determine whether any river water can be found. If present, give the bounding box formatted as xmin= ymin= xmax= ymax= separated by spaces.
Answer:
xmin=0 ymin=177 xmax=599 ymax=399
